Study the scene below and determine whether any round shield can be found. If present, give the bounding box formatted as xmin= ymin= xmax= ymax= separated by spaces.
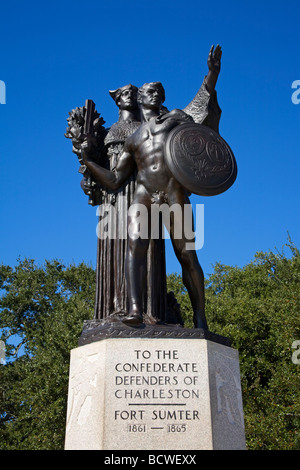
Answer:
xmin=165 ymin=122 xmax=237 ymax=196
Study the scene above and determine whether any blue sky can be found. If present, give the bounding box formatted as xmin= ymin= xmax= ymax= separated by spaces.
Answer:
xmin=0 ymin=0 xmax=299 ymax=277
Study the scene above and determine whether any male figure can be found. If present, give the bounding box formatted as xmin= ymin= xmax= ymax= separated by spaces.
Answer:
xmin=91 ymin=84 xmax=169 ymax=322
xmin=82 ymin=82 xmax=207 ymax=329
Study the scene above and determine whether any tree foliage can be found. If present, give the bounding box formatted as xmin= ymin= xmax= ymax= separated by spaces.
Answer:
xmin=0 ymin=238 xmax=299 ymax=450
xmin=0 ymin=259 xmax=95 ymax=449
xmin=168 ymin=237 xmax=300 ymax=450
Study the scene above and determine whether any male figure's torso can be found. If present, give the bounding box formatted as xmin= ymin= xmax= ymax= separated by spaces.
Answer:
xmin=126 ymin=110 xmax=191 ymax=200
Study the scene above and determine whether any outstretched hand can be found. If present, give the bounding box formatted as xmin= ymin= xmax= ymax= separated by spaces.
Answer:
xmin=207 ymin=44 xmax=222 ymax=74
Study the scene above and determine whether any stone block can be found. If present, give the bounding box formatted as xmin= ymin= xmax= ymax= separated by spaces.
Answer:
xmin=65 ymin=337 xmax=246 ymax=450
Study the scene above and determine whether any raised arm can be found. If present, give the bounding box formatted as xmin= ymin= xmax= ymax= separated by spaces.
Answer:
xmin=205 ymin=44 xmax=222 ymax=95
xmin=81 ymin=138 xmax=135 ymax=191
xmin=183 ymin=44 xmax=222 ymax=132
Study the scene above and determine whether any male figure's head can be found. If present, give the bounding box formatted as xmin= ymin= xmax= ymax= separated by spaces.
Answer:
xmin=137 ymin=82 xmax=165 ymax=111
xmin=109 ymin=84 xmax=138 ymax=111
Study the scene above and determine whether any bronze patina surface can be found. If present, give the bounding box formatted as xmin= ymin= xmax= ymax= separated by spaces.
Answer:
xmin=165 ymin=122 xmax=237 ymax=196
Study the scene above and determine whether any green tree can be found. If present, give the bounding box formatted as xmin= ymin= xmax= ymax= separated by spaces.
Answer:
xmin=1 ymin=239 xmax=299 ymax=450
xmin=167 ymin=238 xmax=300 ymax=449
xmin=167 ymin=273 xmax=193 ymax=328
xmin=0 ymin=258 xmax=95 ymax=450
xmin=205 ymin=238 xmax=300 ymax=450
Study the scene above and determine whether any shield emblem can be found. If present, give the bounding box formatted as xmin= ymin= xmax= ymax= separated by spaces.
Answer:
xmin=165 ymin=122 xmax=237 ymax=196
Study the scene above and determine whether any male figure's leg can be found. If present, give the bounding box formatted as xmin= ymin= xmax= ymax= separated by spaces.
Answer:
xmin=123 ymin=191 xmax=151 ymax=325
xmin=169 ymin=195 xmax=208 ymax=330
xmin=170 ymin=233 xmax=207 ymax=329
xmin=124 ymin=236 xmax=150 ymax=324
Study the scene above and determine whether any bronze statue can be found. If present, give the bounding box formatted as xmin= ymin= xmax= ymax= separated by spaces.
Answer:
xmin=92 ymin=84 xmax=170 ymax=324
xmin=66 ymin=84 xmax=176 ymax=324
xmin=66 ymin=45 xmax=237 ymax=332
xmin=81 ymin=84 xmax=209 ymax=328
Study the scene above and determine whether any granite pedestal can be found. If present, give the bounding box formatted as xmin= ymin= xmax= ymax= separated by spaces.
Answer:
xmin=65 ymin=322 xmax=246 ymax=450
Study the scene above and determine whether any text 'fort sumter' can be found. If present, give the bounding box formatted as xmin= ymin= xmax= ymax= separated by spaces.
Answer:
xmin=113 ymin=348 xmax=202 ymax=434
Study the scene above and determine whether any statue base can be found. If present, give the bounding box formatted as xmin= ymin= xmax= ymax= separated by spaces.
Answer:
xmin=65 ymin=323 xmax=246 ymax=450
xmin=78 ymin=318 xmax=232 ymax=346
